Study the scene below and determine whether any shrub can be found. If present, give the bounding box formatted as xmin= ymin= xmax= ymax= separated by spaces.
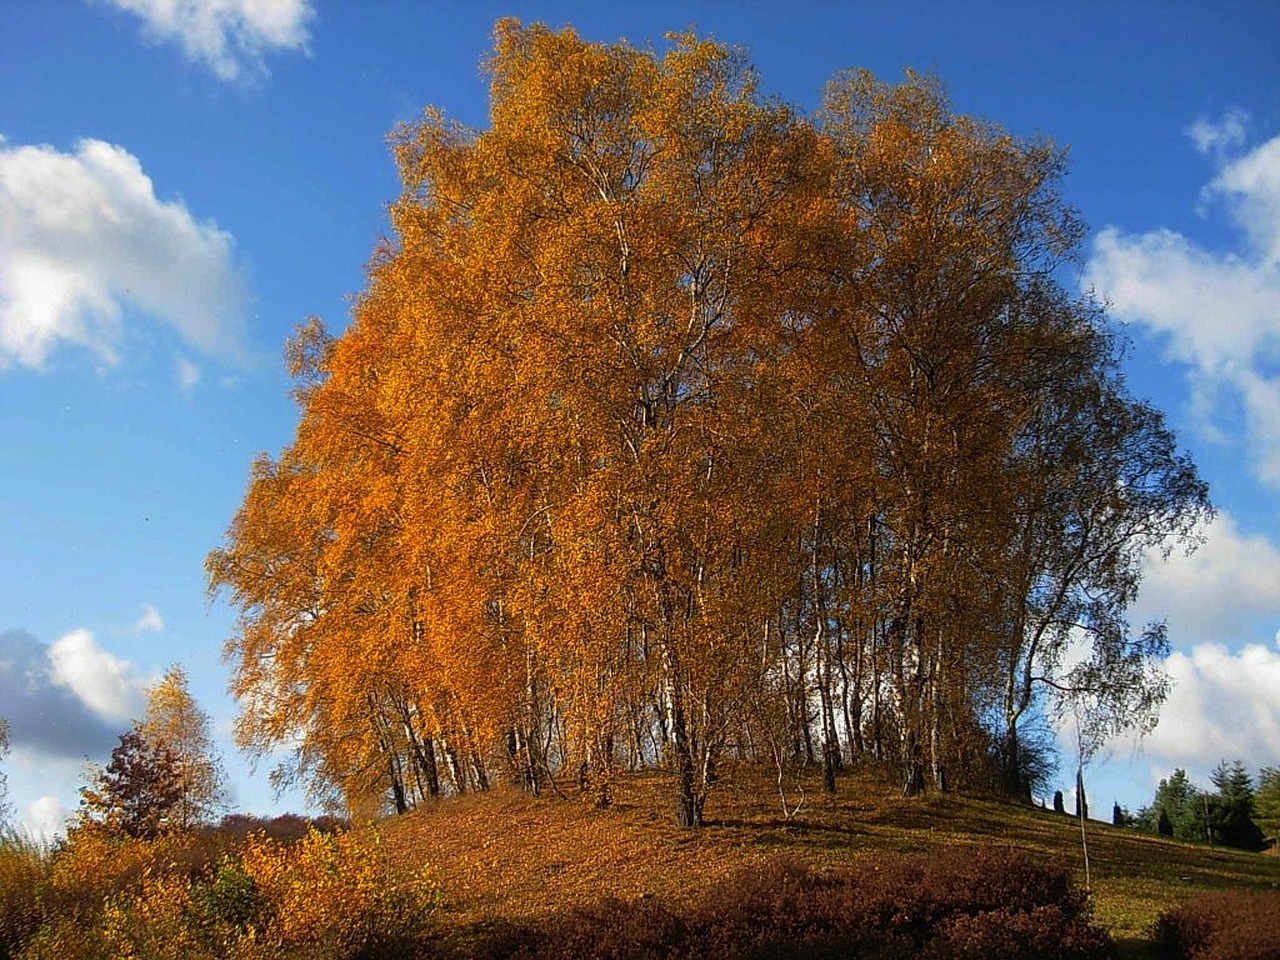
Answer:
xmin=189 ymin=855 xmax=268 ymax=934
xmin=1152 ymin=889 xmax=1280 ymax=960
xmin=691 ymin=857 xmax=850 ymax=959
xmin=488 ymin=897 xmax=688 ymax=960
xmin=481 ymin=846 xmax=1110 ymax=960
xmin=0 ymin=826 xmax=48 ymax=960
xmin=236 ymin=825 xmax=438 ymax=958
xmin=929 ymin=905 xmax=1112 ymax=960
xmin=42 ymin=821 xmax=217 ymax=921
xmin=15 ymin=916 xmax=113 ymax=960
xmin=99 ymin=873 xmax=207 ymax=960
xmin=27 ymin=823 xmax=436 ymax=960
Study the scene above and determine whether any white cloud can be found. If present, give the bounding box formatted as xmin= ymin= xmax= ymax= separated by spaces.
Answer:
xmin=0 ymin=629 xmax=125 ymax=759
xmin=98 ymin=0 xmax=314 ymax=81
xmin=130 ymin=603 xmax=166 ymax=634
xmin=1185 ymin=108 xmax=1249 ymax=158
xmin=1075 ymin=512 xmax=1280 ymax=794
xmin=0 ymin=138 xmax=249 ymax=371
xmin=1134 ymin=638 xmax=1280 ymax=777
xmin=1083 ymin=115 xmax=1280 ymax=486
xmin=1209 ymin=134 xmax=1280 ymax=267
xmin=1068 ymin=634 xmax=1280 ymax=807
xmin=48 ymin=629 xmax=147 ymax=725
xmin=23 ymin=794 xmax=69 ymax=841
xmin=176 ymin=356 xmax=202 ymax=391
xmin=1132 ymin=511 xmax=1280 ymax=646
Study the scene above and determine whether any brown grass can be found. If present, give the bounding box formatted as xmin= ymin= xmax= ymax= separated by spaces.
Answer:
xmin=376 ymin=763 xmax=1280 ymax=954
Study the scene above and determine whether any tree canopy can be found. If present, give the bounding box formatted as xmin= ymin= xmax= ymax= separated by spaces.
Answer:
xmin=208 ymin=20 xmax=1209 ymax=826
xmin=78 ymin=729 xmax=184 ymax=839
xmin=76 ymin=665 xmax=225 ymax=837
xmin=1257 ymin=767 xmax=1280 ymax=849
xmin=1136 ymin=762 xmax=1267 ymax=851
xmin=139 ymin=664 xmax=227 ymax=829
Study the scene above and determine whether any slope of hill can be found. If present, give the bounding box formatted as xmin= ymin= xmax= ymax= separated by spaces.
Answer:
xmin=379 ymin=764 xmax=1280 ymax=954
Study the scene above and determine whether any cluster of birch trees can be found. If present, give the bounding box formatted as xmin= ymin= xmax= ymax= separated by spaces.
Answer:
xmin=207 ymin=21 xmax=1210 ymax=826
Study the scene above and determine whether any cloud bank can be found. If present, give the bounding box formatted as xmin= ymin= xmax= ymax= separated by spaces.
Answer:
xmin=24 ymin=794 xmax=69 ymax=841
xmin=1087 ymin=512 xmax=1280 ymax=794
xmin=0 ymin=628 xmax=148 ymax=761
xmin=1131 ymin=511 xmax=1280 ymax=646
xmin=0 ymin=137 xmax=248 ymax=371
xmin=1142 ymin=637 xmax=1280 ymax=771
xmin=1084 ymin=111 xmax=1280 ymax=486
xmin=98 ymin=0 xmax=315 ymax=81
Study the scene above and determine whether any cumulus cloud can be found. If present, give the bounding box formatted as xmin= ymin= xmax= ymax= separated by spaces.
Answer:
xmin=24 ymin=795 xmax=69 ymax=841
xmin=1076 ymin=512 xmax=1280 ymax=794
xmin=1084 ymin=111 xmax=1280 ymax=486
xmin=1211 ymin=135 xmax=1280 ymax=267
xmin=1140 ymin=637 xmax=1280 ymax=770
xmin=0 ymin=628 xmax=146 ymax=760
xmin=97 ymin=0 xmax=314 ymax=82
xmin=130 ymin=602 xmax=166 ymax=635
xmin=1131 ymin=511 xmax=1280 ymax=646
xmin=0 ymin=137 xmax=248 ymax=371
xmin=48 ymin=629 xmax=147 ymax=724
xmin=1185 ymin=108 xmax=1249 ymax=158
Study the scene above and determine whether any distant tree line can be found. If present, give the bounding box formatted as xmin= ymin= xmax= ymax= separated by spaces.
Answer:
xmin=1117 ymin=761 xmax=1280 ymax=852
xmin=207 ymin=21 xmax=1210 ymax=826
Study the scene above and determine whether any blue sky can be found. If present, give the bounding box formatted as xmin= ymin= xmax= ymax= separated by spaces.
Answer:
xmin=2 ymin=0 xmax=1278 ymax=836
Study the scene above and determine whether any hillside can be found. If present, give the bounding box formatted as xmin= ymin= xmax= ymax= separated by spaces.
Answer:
xmin=380 ymin=764 xmax=1280 ymax=954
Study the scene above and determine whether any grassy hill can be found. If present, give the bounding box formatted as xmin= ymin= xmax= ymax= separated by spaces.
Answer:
xmin=379 ymin=763 xmax=1280 ymax=956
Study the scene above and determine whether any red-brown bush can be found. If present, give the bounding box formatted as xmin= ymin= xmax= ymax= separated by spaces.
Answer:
xmin=487 ymin=897 xmax=689 ymax=960
xmin=478 ymin=846 xmax=1111 ymax=960
xmin=1152 ymin=890 xmax=1280 ymax=960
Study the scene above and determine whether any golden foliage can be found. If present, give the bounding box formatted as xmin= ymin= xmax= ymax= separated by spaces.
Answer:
xmin=22 ymin=824 xmax=437 ymax=960
xmin=0 ymin=828 xmax=46 ymax=960
xmin=209 ymin=19 xmax=1208 ymax=824
xmin=139 ymin=665 xmax=227 ymax=829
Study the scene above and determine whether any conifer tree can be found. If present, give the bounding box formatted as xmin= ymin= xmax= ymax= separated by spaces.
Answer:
xmin=1209 ymin=760 xmax=1263 ymax=850
xmin=1256 ymin=766 xmax=1280 ymax=850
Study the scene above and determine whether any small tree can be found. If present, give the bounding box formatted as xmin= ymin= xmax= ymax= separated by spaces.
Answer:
xmin=139 ymin=664 xmax=227 ymax=828
xmin=1256 ymin=767 xmax=1280 ymax=850
xmin=1148 ymin=768 xmax=1201 ymax=841
xmin=79 ymin=729 xmax=183 ymax=838
xmin=1210 ymin=760 xmax=1264 ymax=850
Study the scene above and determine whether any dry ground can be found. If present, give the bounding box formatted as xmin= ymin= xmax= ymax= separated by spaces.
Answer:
xmin=379 ymin=763 xmax=1280 ymax=955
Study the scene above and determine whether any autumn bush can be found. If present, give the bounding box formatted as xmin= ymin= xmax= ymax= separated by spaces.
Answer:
xmin=0 ymin=827 xmax=48 ymax=960
xmin=1151 ymin=890 xmax=1280 ymax=960
xmin=482 ymin=897 xmax=689 ymax=960
xmin=695 ymin=846 xmax=1111 ymax=960
xmin=482 ymin=846 xmax=1111 ymax=960
xmin=236 ymin=825 xmax=439 ymax=957
xmin=39 ymin=821 xmax=224 ymax=922
xmin=15 ymin=822 xmax=436 ymax=960
xmin=212 ymin=812 xmax=349 ymax=845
